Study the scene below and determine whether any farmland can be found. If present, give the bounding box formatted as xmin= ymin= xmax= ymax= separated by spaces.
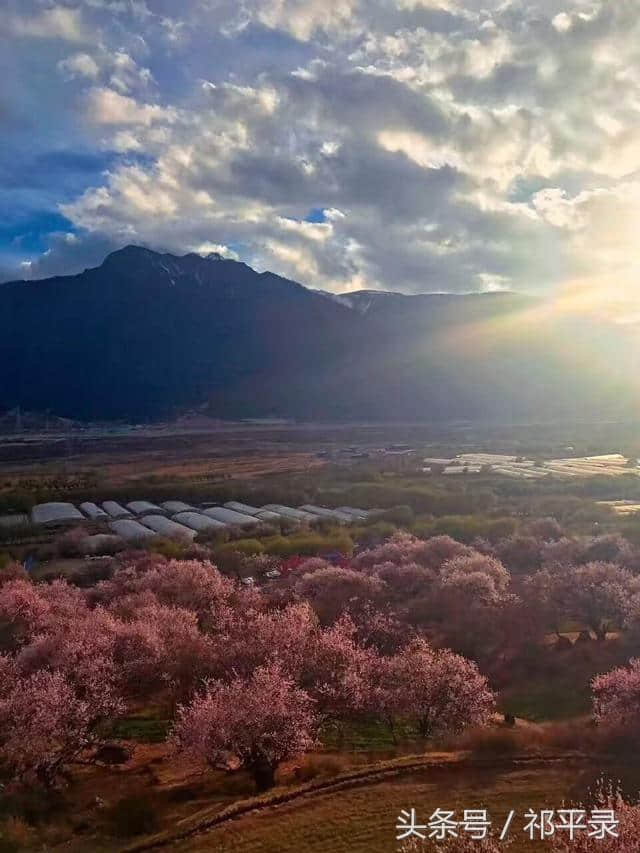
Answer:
xmin=2 ymin=420 xmax=640 ymax=851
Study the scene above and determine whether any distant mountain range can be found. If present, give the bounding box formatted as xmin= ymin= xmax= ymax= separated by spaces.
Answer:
xmin=1 ymin=245 xmax=637 ymax=423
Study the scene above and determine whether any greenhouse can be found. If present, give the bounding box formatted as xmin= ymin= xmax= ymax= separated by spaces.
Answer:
xmin=110 ymin=519 xmax=156 ymax=541
xmin=102 ymin=501 xmax=133 ymax=519
xmin=162 ymin=501 xmax=195 ymax=514
xmin=127 ymin=501 xmax=166 ymax=516
xmin=80 ymin=501 xmax=108 ymax=519
xmin=140 ymin=515 xmax=196 ymax=540
xmin=203 ymin=507 xmax=260 ymax=527
xmin=224 ymin=501 xmax=262 ymax=516
xmin=173 ymin=512 xmax=227 ymax=532
xmin=31 ymin=502 xmax=85 ymax=526
xmin=261 ymin=504 xmax=317 ymax=523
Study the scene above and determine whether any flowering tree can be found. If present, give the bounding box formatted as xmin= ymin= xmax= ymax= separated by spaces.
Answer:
xmin=94 ymin=558 xmax=235 ymax=629
xmin=354 ymin=533 xmax=470 ymax=571
xmin=495 ymin=534 xmax=544 ymax=573
xmin=399 ymin=793 xmax=640 ymax=852
xmin=15 ymin=608 xmax=117 ymax=707
xmin=567 ymin=562 xmax=634 ymax=641
xmin=370 ymin=562 xmax=435 ymax=601
xmin=0 ymin=667 xmax=123 ymax=787
xmin=550 ymin=788 xmax=640 ymax=853
xmin=527 ymin=561 xmax=636 ymax=641
xmin=132 ymin=603 xmax=217 ymax=705
xmin=0 ymin=578 xmax=87 ymax=652
xmin=592 ymin=658 xmax=640 ymax=730
xmin=171 ymin=664 xmax=316 ymax=790
xmin=300 ymin=615 xmax=374 ymax=720
xmin=439 ymin=554 xmax=510 ymax=599
xmin=219 ymin=603 xmax=316 ymax=681
xmin=390 ymin=639 xmax=495 ymax=737
xmin=294 ymin=565 xmax=384 ymax=625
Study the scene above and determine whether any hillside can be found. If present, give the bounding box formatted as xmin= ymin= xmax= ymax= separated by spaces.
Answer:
xmin=0 ymin=246 xmax=636 ymax=422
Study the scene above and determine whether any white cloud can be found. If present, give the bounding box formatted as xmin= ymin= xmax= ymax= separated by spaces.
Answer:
xmin=58 ymin=53 xmax=100 ymax=79
xmin=552 ymin=12 xmax=573 ymax=33
xmin=7 ymin=7 xmax=88 ymax=41
xmin=7 ymin=0 xmax=640 ymax=301
xmin=87 ymin=88 xmax=176 ymax=126
xmin=193 ymin=242 xmax=239 ymax=260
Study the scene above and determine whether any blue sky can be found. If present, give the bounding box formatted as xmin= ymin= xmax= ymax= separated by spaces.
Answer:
xmin=2 ymin=0 xmax=640 ymax=304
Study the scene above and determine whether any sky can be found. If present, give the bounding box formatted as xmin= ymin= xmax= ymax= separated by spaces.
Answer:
xmin=2 ymin=0 xmax=640 ymax=303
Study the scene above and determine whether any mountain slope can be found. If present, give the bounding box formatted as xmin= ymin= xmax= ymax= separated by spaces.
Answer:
xmin=0 ymin=246 xmax=637 ymax=422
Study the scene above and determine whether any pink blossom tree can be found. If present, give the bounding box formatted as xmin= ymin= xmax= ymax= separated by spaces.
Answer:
xmin=301 ymin=615 xmax=374 ymax=720
xmin=592 ymin=658 xmax=640 ymax=731
xmin=294 ymin=565 xmax=384 ymax=625
xmin=550 ymin=787 xmax=640 ymax=853
xmin=354 ymin=533 xmax=471 ymax=571
xmin=132 ymin=603 xmax=217 ymax=705
xmin=387 ymin=639 xmax=495 ymax=737
xmin=370 ymin=561 xmax=435 ymax=601
xmin=0 ymin=578 xmax=86 ymax=651
xmin=218 ymin=602 xmax=317 ymax=681
xmin=0 ymin=668 xmax=123 ymax=787
xmin=171 ymin=664 xmax=316 ymax=790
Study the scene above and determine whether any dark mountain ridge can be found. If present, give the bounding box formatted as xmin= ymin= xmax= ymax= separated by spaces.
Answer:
xmin=1 ymin=246 xmax=637 ymax=422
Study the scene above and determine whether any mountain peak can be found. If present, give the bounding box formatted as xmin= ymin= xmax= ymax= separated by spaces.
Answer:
xmin=102 ymin=244 xmax=157 ymax=265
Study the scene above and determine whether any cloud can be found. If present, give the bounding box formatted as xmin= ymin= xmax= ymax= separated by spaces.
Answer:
xmin=58 ymin=53 xmax=100 ymax=79
xmin=6 ymin=7 xmax=88 ymax=42
xmin=3 ymin=0 xmax=640 ymax=304
xmin=86 ymin=88 xmax=176 ymax=125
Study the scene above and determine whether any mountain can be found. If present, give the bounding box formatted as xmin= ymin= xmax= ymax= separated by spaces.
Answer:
xmin=0 ymin=246 xmax=637 ymax=423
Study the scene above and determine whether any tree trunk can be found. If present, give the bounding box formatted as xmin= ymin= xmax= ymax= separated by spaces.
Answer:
xmin=418 ymin=716 xmax=433 ymax=738
xmin=251 ymin=760 xmax=276 ymax=791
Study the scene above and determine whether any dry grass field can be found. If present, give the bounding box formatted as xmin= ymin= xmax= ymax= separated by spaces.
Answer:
xmin=162 ymin=760 xmax=600 ymax=853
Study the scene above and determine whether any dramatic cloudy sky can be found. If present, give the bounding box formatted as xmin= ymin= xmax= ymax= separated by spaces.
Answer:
xmin=2 ymin=0 xmax=640 ymax=301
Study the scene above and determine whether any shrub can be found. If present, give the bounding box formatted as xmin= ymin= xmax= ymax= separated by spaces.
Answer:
xmin=106 ymin=794 xmax=158 ymax=837
xmin=265 ymin=533 xmax=354 ymax=558
xmin=214 ymin=539 xmax=265 ymax=561
xmin=293 ymin=754 xmax=347 ymax=782
xmin=376 ymin=506 xmax=415 ymax=526
xmin=458 ymin=726 xmax=526 ymax=756
xmin=55 ymin=528 xmax=87 ymax=558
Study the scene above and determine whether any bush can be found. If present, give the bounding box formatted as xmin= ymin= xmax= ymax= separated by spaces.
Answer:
xmin=70 ymin=558 xmax=114 ymax=588
xmin=457 ymin=726 xmax=528 ymax=756
xmin=357 ymin=521 xmax=398 ymax=547
xmin=106 ymin=794 xmax=158 ymax=837
xmin=144 ymin=538 xmax=189 ymax=559
xmin=264 ymin=532 xmax=354 ymax=558
xmin=215 ymin=539 xmax=265 ymax=557
xmin=55 ymin=527 xmax=87 ymax=558
xmin=293 ymin=754 xmax=347 ymax=782
xmin=195 ymin=527 xmax=230 ymax=546
xmin=375 ymin=505 xmax=414 ymax=526
xmin=0 ymin=818 xmax=32 ymax=853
